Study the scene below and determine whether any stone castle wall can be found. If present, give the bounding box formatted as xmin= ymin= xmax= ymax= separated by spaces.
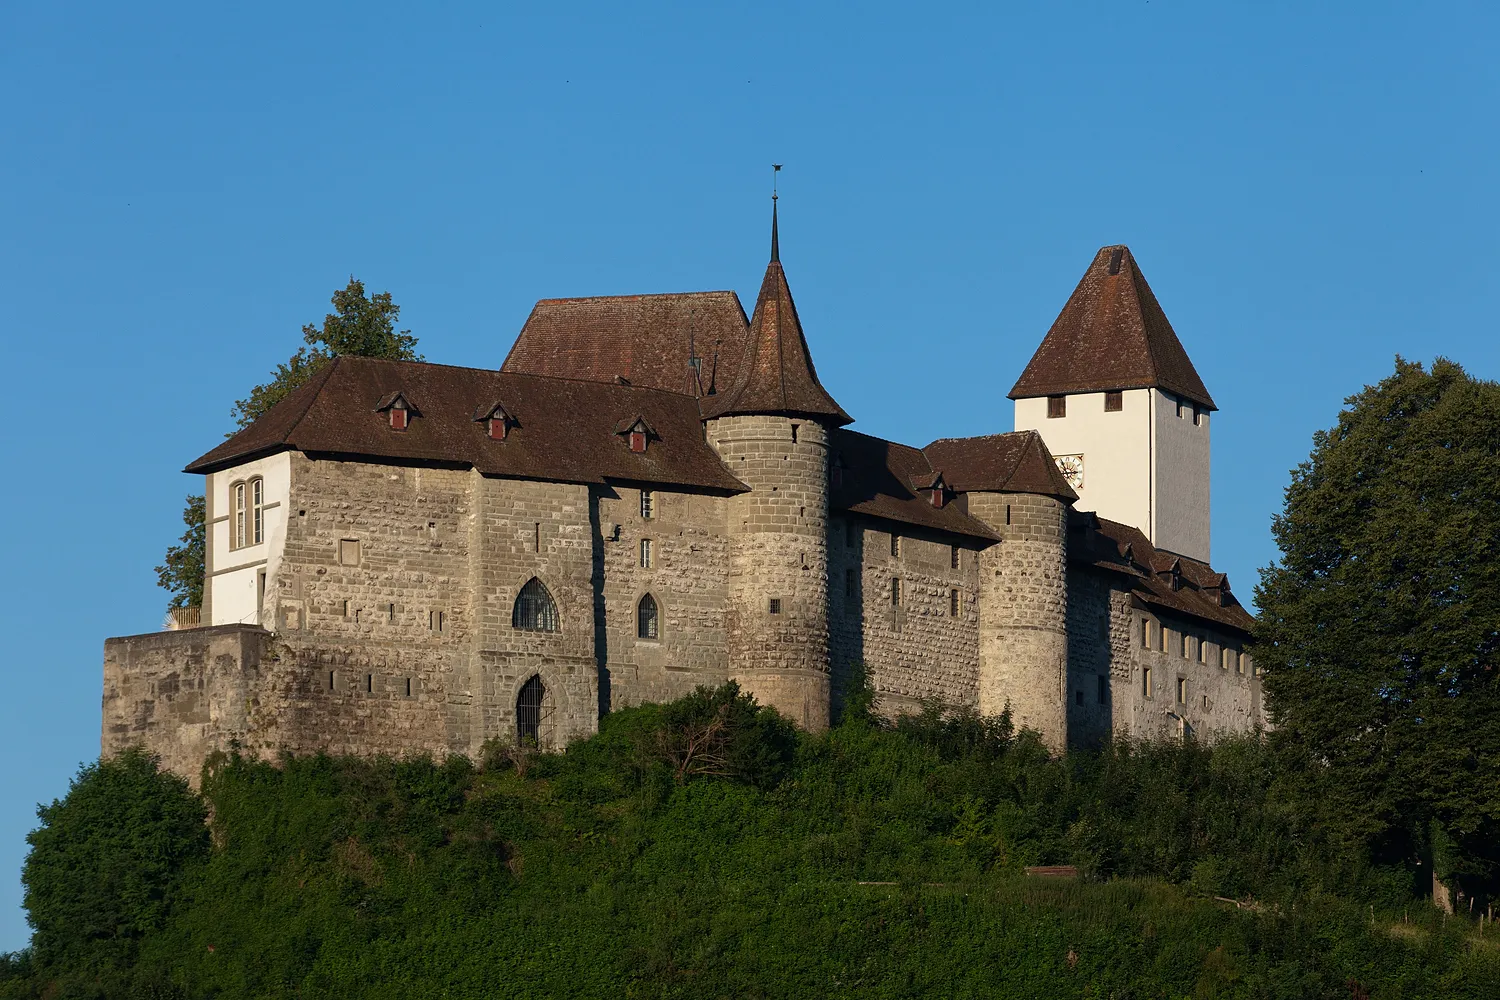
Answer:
xmin=105 ymin=452 xmax=1262 ymax=778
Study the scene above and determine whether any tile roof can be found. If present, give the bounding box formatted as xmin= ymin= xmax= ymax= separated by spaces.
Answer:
xmin=832 ymin=429 xmax=999 ymax=541
xmin=1071 ymin=513 xmax=1253 ymax=633
xmin=183 ymin=356 xmax=749 ymax=493
xmin=922 ymin=431 xmax=1079 ymax=502
xmin=501 ymin=290 xmax=751 ymax=397
xmin=700 ymin=238 xmax=851 ymax=425
xmin=1009 ymin=245 xmax=1216 ymax=410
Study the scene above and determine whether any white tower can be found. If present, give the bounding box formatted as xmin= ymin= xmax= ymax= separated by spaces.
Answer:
xmin=1010 ymin=245 xmax=1214 ymax=563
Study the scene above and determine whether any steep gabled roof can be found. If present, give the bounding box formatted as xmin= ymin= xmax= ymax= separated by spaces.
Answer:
xmin=1009 ymin=245 xmax=1216 ymax=410
xmin=922 ymin=431 xmax=1078 ymax=502
xmin=502 ymin=290 xmax=750 ymax=397
xmin=184 ymin=356 xmax=748 ymax=493
xmin=700 ymin=205 xmax=851 ymax=425
xmin=1072 ymin=515 xmax=1253 ymax=633
xmin=831 ymin=429 xmax=998 ymax=541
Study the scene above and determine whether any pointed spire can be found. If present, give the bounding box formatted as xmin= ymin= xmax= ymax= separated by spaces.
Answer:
xmin=1008 ymin=245 xmax=1215 ymax=410
xmin=701 ymin=192 xmax=851 ymax=425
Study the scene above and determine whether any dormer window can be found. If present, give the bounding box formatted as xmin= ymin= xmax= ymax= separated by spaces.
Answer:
xmin=375 ymin=392 xmax=419 ymax=431
xmin=489 ymin=417 xmax=507 ymax=440
xmin=472 ymin=401 xmax=516 ymax=441
xmin=615 ymin=415 xmax=658 ymax=454
xmin=930 ymin=488 xmax=943 ymax=507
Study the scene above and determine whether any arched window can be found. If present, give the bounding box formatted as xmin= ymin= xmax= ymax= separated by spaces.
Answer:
xmin=230 ymin=477 xmax=265 ymax=549
xmin=512 ymin=578 xmax=559 ymax=632
xmin=516 ymin=674 xmax=545 ymax=744
xmin=637 ymin=593 xmax=659 ymax=640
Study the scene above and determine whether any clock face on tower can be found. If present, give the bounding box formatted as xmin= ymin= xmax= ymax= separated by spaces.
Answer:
xmin=1055 ymin=454 xmax=1084 ymax=490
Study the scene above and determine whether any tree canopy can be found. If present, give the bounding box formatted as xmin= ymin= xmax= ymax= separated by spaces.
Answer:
xmin=154 ymin=494 xmax=204 ymax=612
xmin=1255 ymin=357 xmax=1500 ymax=898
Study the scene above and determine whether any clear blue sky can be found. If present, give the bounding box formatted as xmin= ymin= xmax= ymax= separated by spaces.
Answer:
xmin=2 ymin=1 xmax=1496 ymax=949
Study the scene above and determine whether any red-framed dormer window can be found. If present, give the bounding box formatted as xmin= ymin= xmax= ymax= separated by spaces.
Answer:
xmin=629 ymin=430 xmax=647 ymax=453
xmin=390 ymin=403 xmax=409 ymax=431
xmin=489 ymin=416 xmax=507 ymax=440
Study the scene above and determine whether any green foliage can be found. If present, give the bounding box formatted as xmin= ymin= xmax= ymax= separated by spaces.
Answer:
xmin=14 ymin=696 xmax=1497 ymax=998
xmin=153 ymin=494 xmax=204 ymax=611
xmin=21 ymin=749 xmax=208 ymax=991
xmin=1256 ymin=357 xmax=1500 ymax=898
xmin=230 ymin=277 xmax=421 ymax=429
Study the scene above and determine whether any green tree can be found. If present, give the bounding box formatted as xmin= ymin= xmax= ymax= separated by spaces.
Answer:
xmin=22 ymin=749 xmax=208 ymax=979
xmin=231 ymin=276 xmax=421 ymax=429
xmin=154 ymin=494 xmax=204 ymax=611
xmin=1255 ymin=357 xmax=1500 ymax=898
xmin=156 ymin=278 xmax=421 ymax=612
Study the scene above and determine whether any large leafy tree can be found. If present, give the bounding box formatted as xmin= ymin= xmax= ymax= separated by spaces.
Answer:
xmin=22 ymin=749 xmax=208 ymax=978
xmin=156 ymin=278 xmax=421 ymax=610
xmin=1255 ymin=357 xmax=1500 ymax=896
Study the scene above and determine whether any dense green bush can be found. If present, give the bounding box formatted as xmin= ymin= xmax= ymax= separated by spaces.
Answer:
xmin=9 ymin=684 xmax=1496 ymax=998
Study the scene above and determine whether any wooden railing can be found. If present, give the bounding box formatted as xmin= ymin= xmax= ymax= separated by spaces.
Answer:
xmin=166 ymin=606 xmax=202 ymax=630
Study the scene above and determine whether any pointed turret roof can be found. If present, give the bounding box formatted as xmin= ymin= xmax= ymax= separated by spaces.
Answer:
xmin=701 ymin=202 xmax=852 ymax=424
xmin=1009 ymin=245 xmax=1215 ymax=410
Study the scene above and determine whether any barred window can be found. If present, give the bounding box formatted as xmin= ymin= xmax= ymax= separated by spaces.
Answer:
xmin=512 ymin=578 xmax=559 ymax=632
xmin=640 ymin=490 xmax=655 ymax=520
xmin=637 ymin=594 xmax=659 ymax=640
xmin=517 ymin=675 xmax=545 ymax=744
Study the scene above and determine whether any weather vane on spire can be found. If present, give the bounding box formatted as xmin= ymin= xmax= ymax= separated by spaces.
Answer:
xmin=770 ymin=165 xmax=782 ymax=262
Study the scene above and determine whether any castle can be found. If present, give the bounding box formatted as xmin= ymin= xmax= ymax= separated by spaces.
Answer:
xmin=103 ymin=208 xmax=1260 ymax=779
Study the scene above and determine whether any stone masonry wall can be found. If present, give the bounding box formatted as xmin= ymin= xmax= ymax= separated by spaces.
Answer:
xmin=828 ymin=515 xmax=981 ymax=716
xmin=594 ymin=484 xmax=732 ymax=710
xmin=1120 ymin=603 xmax=1263 ymax=740
xmin=708 ymin=415 xmax=831 ymax=729
xmin=1064 ymin=568 xmax=1135 ymax=748
xmin=968 ymin=493 xmax=1069 ymax=750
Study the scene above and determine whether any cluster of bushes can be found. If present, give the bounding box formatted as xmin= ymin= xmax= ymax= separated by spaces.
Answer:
xmin=5 ymin=684 xmax=1496 ymax=998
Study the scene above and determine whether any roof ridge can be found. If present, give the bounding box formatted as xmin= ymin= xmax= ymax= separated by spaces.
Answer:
xmin=531 ymin=289 xmax=741 ymax=306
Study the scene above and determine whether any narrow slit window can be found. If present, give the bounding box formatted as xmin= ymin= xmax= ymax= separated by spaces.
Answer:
xmin=1097 ymin=675 xmax=1107 ymax=704
xmin=950 ymin=545 xmax=960 ymax=569
xmin=1142 ymin=666 xmax=1153 ymax=699
xmin=890 ymin=578 xmax=901 ymax=606
xmin=845 ymin=568 xmax=856 ymax=598
xmin=640 ymin=490 xmax=655 ymax=520
xmin=949 ymin=588 xmax=960 ymax=617
xmin=891 ymin=534 xmax=901 ymax=557
xmin=639 ymin=538 xmax=653 ymax=569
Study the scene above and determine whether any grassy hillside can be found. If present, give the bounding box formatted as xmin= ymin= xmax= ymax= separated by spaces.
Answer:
xmin=7 ymin=685 xmax=1496 ymax=999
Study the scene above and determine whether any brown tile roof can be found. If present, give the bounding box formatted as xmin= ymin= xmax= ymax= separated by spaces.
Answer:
xmin=183 ymin=356 xmax=749 ymax=493
xmin=1071 ymin=513 xmax=1253 ymax=633
xmin=502 ymin=290 xmax=751 ymax=397
xmin=922 ymin=431 xmax=1079 ymax=502
xmin=1009 ymin=245 xmax=1216 ymax=410
xmin=700 ymin=242 xmax=851 ymax=425
xmin=832 ymin=429 xmax=999 ymax=541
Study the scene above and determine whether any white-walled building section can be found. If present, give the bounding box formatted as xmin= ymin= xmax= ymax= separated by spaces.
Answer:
xmin=1017 ymin=388 xmax=1210 ymax=563
xmin=206 ymin=452 xmax=291 ymax=626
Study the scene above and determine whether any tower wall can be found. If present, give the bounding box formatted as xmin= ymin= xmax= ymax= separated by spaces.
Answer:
xmin=707 ymin=414 xmax=831 ymax=729
xmin=967 ymin=492 xmax=1068 ymax=750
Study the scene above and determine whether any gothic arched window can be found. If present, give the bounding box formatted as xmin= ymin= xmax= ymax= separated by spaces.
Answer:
xmin=516 ymin=674 xmax=545 ymax=744
xmin=512 ymin=578 xmax=559 ymax=632
xmin=637 ymin=593 xmax=659 ymax=640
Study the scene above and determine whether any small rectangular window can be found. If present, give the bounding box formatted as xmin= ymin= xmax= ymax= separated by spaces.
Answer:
xmin=1193 ymin=405 xmax=1202 ymax=426
xmin=1198 ymin=639 xmax=1208 ymax=663
xmin=404 ymin=677 xmax=413 ymax=698
xmin=1159 ymin=626 xmax=1168 ymax=653
xmin=1177 ymin=677 xmax=1187 ymax=703
xmin=639 ymin=538 xmax=653 ymax=569
xmin=1141 ymin=619 xmax=1151 ymax=649
xmin=1104 ymin=391 xmax=1123 ymax=412
xmin=950 ymin=545 xmax=960 ymax=569
xmin=1175 ymin=397 xmax=1185 ymax=419
xmin=1075 ymin=690 xmax=1084 ymax=706
xmin=891 ymin=578 xmax=901 ymax=606
xmin=1142 ymin=666 xmax=1153 ymax=699
xmin=891 ymin=534 xmax=901 ymax=558
xmin=640 ymin=490 xmax=655 ymax=519
xmin=1047 ymin=395 xmax=1066 ymax=418
xmin=845 ymin=520 xmax=857 ymax=547
xmin=429 ymin=610 xmax=446 ymax=633
xmin=388 ymin=603 xmax=396 ymax=623
xmin=845 ymin=568 xmax=856 ymax=598
xmin=328 ymin=670 xmax=337 ymax=691
xmin=1181 ymin=634 xmax=1191 ymax=659
xmin=768 ymin=598 xmax=781 ymax=615
xmin=365 ymin=673 xmax=374 ymax=693
xmin=339 ymin=539 xmax=360 ymax=566
xmin=949 ymin=588 xmax=960 ymax=617
xmin=1097 ymin=675 xmax=1107 ymax=704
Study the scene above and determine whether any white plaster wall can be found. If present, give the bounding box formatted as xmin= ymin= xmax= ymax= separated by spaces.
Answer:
xmin=1150 ymin=390 xmax=1211 ymax=562
xmin=1015 ymin=389 xmax=1152 ymax=537
xmin=206 ymin=451 xmax=292 ymax=626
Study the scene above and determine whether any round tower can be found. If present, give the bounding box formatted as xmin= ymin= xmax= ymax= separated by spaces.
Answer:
xmin=707 ymin=414 xmax=832 ymax=729
xmin=701 ymin=196 xmax=850 ymax=730
xmin=971 ymin=491 xmax=1069 ymax=750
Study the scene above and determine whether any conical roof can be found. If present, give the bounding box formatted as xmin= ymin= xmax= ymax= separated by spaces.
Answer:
xmin=701 ymin=206 xmax=851 ymax=424
xmin=1009 ymin=245 xmax=1215 ymax=410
